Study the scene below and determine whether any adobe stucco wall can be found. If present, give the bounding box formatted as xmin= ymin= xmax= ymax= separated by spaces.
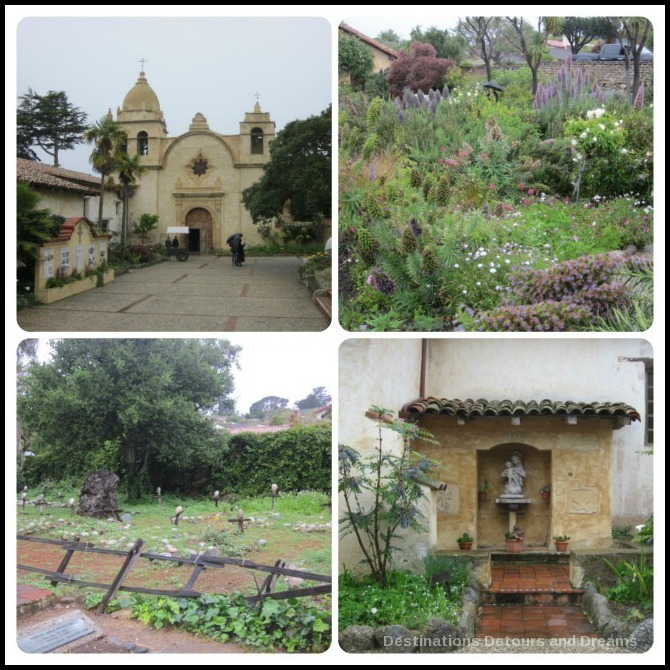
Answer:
xmin=415 ymin=415 xmax=614 ymax=550
xmin=128 ymin=132 xmax=265 ymax=248
xmin=338 ymin=339 xmax=653 ymax=571
xmin=424 ymin=339 xmax=653 ymax=528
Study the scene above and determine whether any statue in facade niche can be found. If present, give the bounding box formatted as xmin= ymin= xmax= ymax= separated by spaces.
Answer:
xmin=501 ymin=451 xmax=526 ymax=496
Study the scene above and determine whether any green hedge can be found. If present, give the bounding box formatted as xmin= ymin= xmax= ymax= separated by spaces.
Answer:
xmin=220 ymin=425 xmax=331 ymax=495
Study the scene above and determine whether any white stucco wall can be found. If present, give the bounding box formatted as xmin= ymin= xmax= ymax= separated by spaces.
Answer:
xmin=37 ymin=189 xmax=122 ymax=236
xmin=339 ymin=338 xmax=433 ymax=574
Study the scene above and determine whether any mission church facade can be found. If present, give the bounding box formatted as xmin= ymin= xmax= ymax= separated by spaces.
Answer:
xmin=115 ymin=70 xmax=274 ymax=250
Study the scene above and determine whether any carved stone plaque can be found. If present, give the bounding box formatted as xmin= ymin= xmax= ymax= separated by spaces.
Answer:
xmin=568 ymin=486 xmax=598 ymax=514
xmin=437 ymin=484 xmax=459 ymax=515
xmin=18 ymin=616 xmax=96 ymax=653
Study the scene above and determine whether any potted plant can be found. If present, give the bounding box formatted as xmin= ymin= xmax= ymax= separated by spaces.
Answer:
xmin=554 ymin=535 xmax=570 ymax=552
xmin=539 ymin=485 xmax=551 ymax=501
xmin=478 ymin=480 xmax=490 ymax=502
xmin=457 ymin=532 xmax=474 ymax=551
xmin=504 ymin=526 xmax=524 ymax=552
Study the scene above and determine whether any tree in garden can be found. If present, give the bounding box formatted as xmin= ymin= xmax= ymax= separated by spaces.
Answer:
xmin=16 ymin=182 xmax=61 ymax=268
xmin=295 ymin=386 xmax=331 ymax=410
xmin=84 ymin=115 xmax=128 ymax=228
xmin=16 ymin=89 xmax=87 ymax=166
xmin=242 ymin=106 xmax=331 ymax=223
xmin=561 ymin=17 xmax=614 ymax=54
xmin=338 ymin=33 xmax=374 ymax=87
xmin=249 ymin=396 xmax=289 ymax=418
xmin=339 ymin=406 xmax=438 ymax=585
xmin=611 ymin=17 xmax=653 ymax=103
xmin=115 ymin=153 xmax=146 ymax=248
xmin=18 ymin=339 xmax=240 ymax=501
xmin=375 ymin=29 xmax=404 ymax=52
xmin=386 ymin=42 xmax=455 ymax=96
xmin=409 ymin=25 xmax=465 ymax=62
xmin=505 ymin=17 xmax=547 ymax=94
xmin=458 ymin=16 xmax=504 ymax=81
xmin=132 ymin=213 xmax=159 ymax=244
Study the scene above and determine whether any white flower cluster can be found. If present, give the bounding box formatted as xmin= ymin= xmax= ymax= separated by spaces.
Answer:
xmin=586 ymin=108 xmax=606 ymax=119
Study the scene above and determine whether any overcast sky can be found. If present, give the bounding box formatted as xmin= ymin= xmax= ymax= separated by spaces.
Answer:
xmin=32 ymin=336 xmax=333 ymax=415
xmin=12 ymin=13 xmax=331 ymax=174
xmin=230 ymin=335 xmax=333 ymax=414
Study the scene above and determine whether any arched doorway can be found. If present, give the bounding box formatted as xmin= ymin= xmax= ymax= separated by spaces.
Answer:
xmin=184 ymin=207 xmax=213 ymax=252
xmin=477 ymin=444 xmax=551 ymax=548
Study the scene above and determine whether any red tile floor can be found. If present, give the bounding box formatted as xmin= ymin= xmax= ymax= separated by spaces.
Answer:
xmin=489 ymin=564 xmax=581 ymax=595
xmin=478 ymin=604 xmax=597 ymax=638
xmin=478 ymin=564 xmax=597 ymax=638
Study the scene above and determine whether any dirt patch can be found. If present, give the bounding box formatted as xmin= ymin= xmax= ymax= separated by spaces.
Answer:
xmin=17 ymin=603 xmax=250 ymax=654
xmin=17 ymin=534 xmax=328 ymax=597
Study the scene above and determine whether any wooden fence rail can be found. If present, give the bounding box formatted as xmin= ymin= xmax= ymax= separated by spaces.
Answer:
xmin=17 ymin=534 xmax=331 ymax=613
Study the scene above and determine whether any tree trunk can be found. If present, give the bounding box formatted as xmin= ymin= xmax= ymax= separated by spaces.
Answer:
xmin=531 ymin=67 xmax=539 ymax=95
xmin=632 ymin=58 xmax=641 ymax=103
xmin=125 ymin=444 xmax=139 ymax=502
xmin=97 ymin=175 xmax=105 ymax=228
xmin=121 ymin=190 xmax=128 ymax=249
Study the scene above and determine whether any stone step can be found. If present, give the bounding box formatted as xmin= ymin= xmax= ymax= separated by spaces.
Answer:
xmin=481 ymin=591 xmax=583 ymax=605
xmin=483 ymin=563 xmax=583 ymax=605
xmin=491 ymin=551 xmax=570 ymax=565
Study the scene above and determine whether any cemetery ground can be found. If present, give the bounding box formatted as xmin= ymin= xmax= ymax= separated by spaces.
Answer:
xmin=16 ymin=491 xmax=331 ymax=653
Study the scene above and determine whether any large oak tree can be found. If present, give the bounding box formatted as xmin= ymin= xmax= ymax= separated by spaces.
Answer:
xmin=18 ymin=339 xmax=240 ymax=501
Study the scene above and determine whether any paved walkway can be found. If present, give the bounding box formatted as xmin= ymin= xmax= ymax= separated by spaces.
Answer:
xmin=17 ymin=256 xmax=329 ymax=332
xmin=478 ymin=604 xmax=597 ymax=638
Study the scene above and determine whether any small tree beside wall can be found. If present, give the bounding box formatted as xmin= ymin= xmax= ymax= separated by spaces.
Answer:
xmin=339 ymin=405 xmax=438 ymax=586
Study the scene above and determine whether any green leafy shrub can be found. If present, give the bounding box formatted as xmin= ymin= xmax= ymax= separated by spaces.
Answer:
xmin=339 ymin=406 xmax=438 ymax=585
xmin=131 ymin=592 xmax=330 ymax=652
xmin=339 ymin=570 xmax=464 ymax=630
xmin=604 ymin=555 xmax=653 ymax=611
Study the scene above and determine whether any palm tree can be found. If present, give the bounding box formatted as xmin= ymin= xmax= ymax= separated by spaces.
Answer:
xmin=116 ymin=154 xmax=146 ymax=248
xmin=17 ymin=182 xmax=59 ymax=269
xmin=84 ymin=114 xmax=127 ymax=229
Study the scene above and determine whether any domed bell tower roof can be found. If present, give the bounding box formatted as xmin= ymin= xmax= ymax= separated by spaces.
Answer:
xmin=122 ymin=71 xmax=161 ymax=112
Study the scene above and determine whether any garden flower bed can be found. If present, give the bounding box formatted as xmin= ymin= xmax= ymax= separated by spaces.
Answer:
xmin=339 ymin=65 xmax=653 ymax=332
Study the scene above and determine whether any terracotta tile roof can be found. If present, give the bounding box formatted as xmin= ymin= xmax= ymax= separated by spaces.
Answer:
xmin=339 ymin=22 xmax=399 ymax=59
xmin=54 ymin=217 xmax=110 ymax=242
xmin=227 ymin=424 xmax=292 ymax=435
xmin=401 ymin=398 xmax=641 ymax=421
xmin=17 ymin=158 xmax=100 ymax=195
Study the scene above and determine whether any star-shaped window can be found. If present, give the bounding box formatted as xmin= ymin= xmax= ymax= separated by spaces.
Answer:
xmin=192 ymin=158 xmax=208 ymax=176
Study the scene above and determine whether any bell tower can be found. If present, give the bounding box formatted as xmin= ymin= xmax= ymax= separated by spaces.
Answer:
xmin=238 ymin=98 xmax=275 ymax=164
xmin=116 ymin=69 xmax=167 ymax=166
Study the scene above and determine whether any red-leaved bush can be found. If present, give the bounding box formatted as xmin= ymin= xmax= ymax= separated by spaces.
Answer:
xmin=386 ymin=42 xmax=455 ymax=96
